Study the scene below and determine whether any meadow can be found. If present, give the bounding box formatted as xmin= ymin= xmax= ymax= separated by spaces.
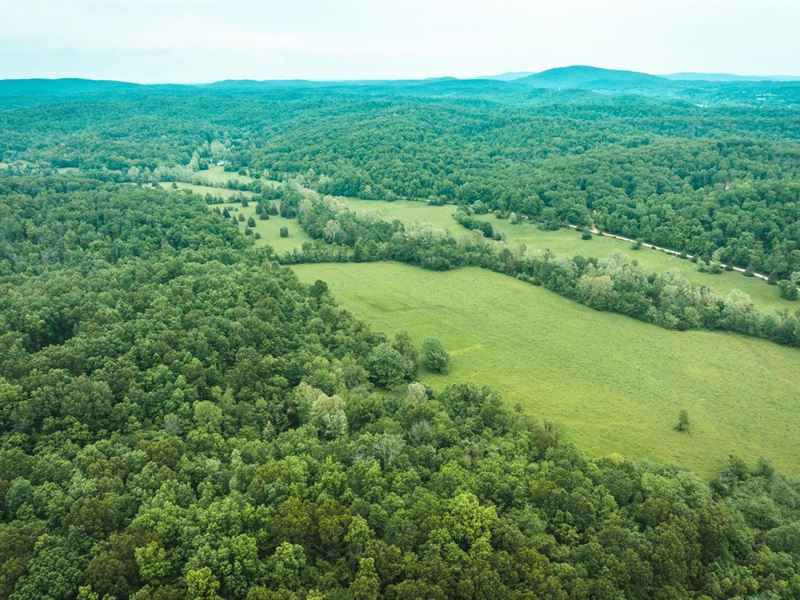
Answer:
xmin=293 ymin=261 xmax=800 ymax=477
xmin=194 ymin=164 xmax=254 ymax=186
xmin=165 ymin=182 xmax=312 ymax=253
xmin=328 ymin=195 xmax=795 ymax=314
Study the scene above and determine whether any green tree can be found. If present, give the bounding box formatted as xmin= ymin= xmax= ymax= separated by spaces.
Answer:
xmin=421 ymin=338 xmax=450 ymax=373
xmin=675 ymin=410 xmax=690 ymax=432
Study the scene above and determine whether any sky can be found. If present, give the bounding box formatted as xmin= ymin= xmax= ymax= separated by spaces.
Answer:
xmin=0 ymin=0 xmax=798 ymax=83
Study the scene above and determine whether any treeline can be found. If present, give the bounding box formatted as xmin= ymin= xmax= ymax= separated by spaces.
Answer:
xmin=289 ymin=198 xmax=800 ymax=347
xmin=2 ymin=175 xmax=800 ymax=598
xmin=3 ymin=80 xmax=800 ymax=278
xmin=269 ymin=125 xmax=800 ymax=279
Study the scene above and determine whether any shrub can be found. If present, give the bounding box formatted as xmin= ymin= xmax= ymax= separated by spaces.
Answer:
xmin=675 ymin=410 xmax=690 ymax=432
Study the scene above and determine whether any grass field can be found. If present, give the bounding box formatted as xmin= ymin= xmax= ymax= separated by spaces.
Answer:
xmin=166 ymin=181 xmax=255 ymax=200
xmin=293 ymin=261 xmax=800 ymax=477
xmin=332 ymin=196 xmax=462 ymax=234
xmin=328 ymin=196 xmax=795 ymax=314
xmin=164 ymin=183 xmax=311 ymax=253
xmin=194 ymin=165 xmax=254 ymax=186
xmin=486 ymin=217 xmax=796 ymax=314
xmin=214 ymin=201 xmax=311 ymax=254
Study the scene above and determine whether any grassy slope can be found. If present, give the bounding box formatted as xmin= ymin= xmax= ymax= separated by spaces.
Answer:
xmin=164 ymin=183 xmax=312 ymax=253
xmin=217 ymin=201 xmax=311 ymax=254
xmin=334 ymin=196 xmax=462 ymax=234
xmin=331 ymin=197 xmax=795 ymax=314
xmin=487 ymin=217 xmax=796 ymax=314
xmin=293 ymin=261 xmax=800 ymax=477
xmin=195 ymin=164 xmax=254 ymax=185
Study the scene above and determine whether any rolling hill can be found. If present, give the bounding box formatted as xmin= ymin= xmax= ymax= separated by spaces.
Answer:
xmin=516 ymin=65 xmax=671 ymax=90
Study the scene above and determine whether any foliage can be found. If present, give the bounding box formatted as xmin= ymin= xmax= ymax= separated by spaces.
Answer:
xmin=291 ymin=198 xmax=800 ymax=348
xmin=421 ymin=338 xmax=450 ymax=373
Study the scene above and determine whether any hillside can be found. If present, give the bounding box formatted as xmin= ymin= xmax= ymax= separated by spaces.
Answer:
xmin=516 ymin=65 xmax=671 ymax=90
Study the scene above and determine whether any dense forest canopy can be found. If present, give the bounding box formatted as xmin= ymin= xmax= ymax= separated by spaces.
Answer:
xmin=1 ymin=73 xmax=800 ymax=598
xmin=1 ymin=175 xmax=799 ymax=599
xmin=2 ymin=75 xmax=800 ymax=278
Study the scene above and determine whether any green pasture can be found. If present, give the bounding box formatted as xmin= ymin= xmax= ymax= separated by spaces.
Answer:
xmin=486 ymin=216 xmax=796 ymax=315
xmin=163 ymin=183 xmax=311 ymax=254
xmin=329 ymin=196 xmax=795 ymax=314
xmin=293 ymin=261 xmax=800 ymax=477
xmin=195 ymin=164 xmax=254 ymax=186
xmin=213 ymin=201 xmax=312 ymax=254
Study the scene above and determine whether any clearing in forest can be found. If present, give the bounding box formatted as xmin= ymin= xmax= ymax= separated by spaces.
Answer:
xmin=293 ymin=261 xmax=800 ymax=477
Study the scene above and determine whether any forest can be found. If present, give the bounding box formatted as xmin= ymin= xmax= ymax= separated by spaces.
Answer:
xmin=2 ymin=77 xmax=800 ymax=279
xmin=1 ymin=75 xmax=800 ymax=598
xmin=1 ymin=175 xmax=799 ymax=599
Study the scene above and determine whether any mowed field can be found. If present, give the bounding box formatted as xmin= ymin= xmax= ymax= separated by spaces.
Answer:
xmin=332 ymin=197 xmax=795 ymax=314
xmin=293 ymin=261 xmax=800 ymax=477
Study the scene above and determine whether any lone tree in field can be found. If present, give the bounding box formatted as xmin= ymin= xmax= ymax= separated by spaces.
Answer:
xmin=247 ymin=216 xmax=256 ymax=227
xmin=280 ymin=226 xmax=289 ymax=238
xmin=675 ymin=410 xmax=690 ymax=432
xmin=421 ymin=337 xmax=450 ymax=373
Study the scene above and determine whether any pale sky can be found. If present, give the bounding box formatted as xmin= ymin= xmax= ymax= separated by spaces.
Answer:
xmin=0 ymin=0 xmax=798 ymax=82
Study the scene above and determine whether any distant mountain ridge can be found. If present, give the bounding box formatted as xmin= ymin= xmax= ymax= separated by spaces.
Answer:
xmin=2 ymin=67 xmax=799 ymax=98
xmin=0 ymin=78 xmax=142 ymax=95
xmin=514 ymin=66 xmax=670 ymax=90
xmin=477 ymin=71 xmax=536 ymax=81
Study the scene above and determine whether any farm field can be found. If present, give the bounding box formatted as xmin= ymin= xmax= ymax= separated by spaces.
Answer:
xmin=293 ymin=261 xmax=800 ymax=477
xmin=331 ymin=196 xmax=795 ymax=314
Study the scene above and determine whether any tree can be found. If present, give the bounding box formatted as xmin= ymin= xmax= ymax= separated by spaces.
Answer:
xmin=311 ymin=393 xmax=348 ymax=438
xmin=280 ymin=226 xmax=289 ymax=238
xmin=778 ymin=279 xmax=798 ymax=300
xmin=267 ymin=542 xmax=306 ymax=590
xmin=675 ymin=410 xmax=690 ymax=432
xmin=421 ymin=337 xmax=450 ymax=373
xmin=247 ymin=216 xmax=256 ymax=227
xmin=185 ymin=567 xmax=222 ymax=600
xmin=367 ymin=342 xmax=414 ymax=388
xmin=323 ymin=219 xmax=342 ymax=242
xmin=349 ymin=557 xmax=380 ymax=600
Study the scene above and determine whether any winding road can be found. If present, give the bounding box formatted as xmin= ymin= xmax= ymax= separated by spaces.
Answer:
xmin=565 ymin=223 xmax=773 ymax=282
